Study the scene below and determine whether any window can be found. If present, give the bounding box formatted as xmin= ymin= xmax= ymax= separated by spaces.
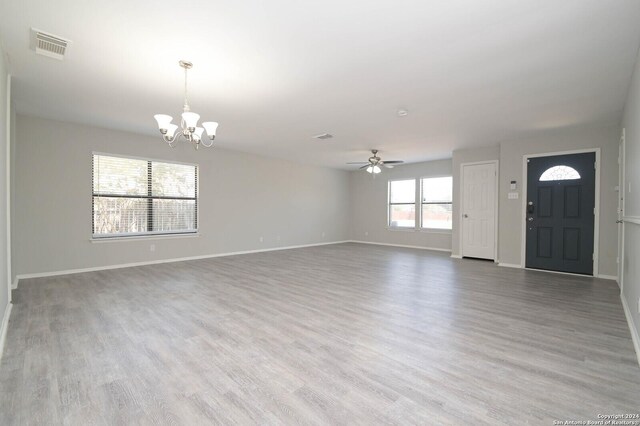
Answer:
xmin=388 ymin=179 xmax=416 ymax=227
xmin=539 ymin=165 xmax=580 ymax=181
xmin=421 ymin=176 xmax=452 ymax=230
xmin=92 ymin=154 xmax=198 ymax=238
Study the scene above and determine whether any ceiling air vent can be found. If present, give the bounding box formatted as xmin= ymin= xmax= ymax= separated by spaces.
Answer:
xmin=30 ymin=28 xmax=70 ymax=60
xmin=313 ymin=133 xmax=333 ymax=140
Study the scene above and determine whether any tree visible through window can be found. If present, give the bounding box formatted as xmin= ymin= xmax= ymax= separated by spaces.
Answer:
xmin=421 ymin=177 xmax=452 ymax=229
xmin=92 ymin=154 xmax=198 ymax=238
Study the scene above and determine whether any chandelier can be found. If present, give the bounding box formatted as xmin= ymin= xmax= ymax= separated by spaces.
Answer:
xmin=153 ymin=60 xmax=219 ymax=149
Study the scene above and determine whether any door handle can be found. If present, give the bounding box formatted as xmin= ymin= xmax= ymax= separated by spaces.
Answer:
xmin=527 ymin=201 xmax=534 ymax=214
xmin=528 ymin=217 xmax=534 ymax=222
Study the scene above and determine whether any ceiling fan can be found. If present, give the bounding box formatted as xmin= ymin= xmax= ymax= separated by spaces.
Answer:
xmin=347 ymin=149 xmax=404 ymax=174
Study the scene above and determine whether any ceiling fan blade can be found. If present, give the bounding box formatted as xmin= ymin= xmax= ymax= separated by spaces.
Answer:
xmin=346 ymin=162 xmax=369 ymax=164
xmin=384 ymin=165 xmax=395 ymax=169
xmin=359 ymin=165 xmax=370 ymax=170
xmin=381 ymin=160 xmax=404 ymax=164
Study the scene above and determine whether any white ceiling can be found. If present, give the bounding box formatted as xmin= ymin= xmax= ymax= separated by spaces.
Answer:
xmin=1 ymin=0 xmax=639 ymax=169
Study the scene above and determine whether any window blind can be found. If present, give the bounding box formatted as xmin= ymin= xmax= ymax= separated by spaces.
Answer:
xmin=92 ymin=154 xmax=198 ymax=238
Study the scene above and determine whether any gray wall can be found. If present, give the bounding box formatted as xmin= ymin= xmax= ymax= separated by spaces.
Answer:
xmin=12 ymin=115 xmax=350 ymax=277
xmin=448 ymin=127 xmax=619 ymax=276
xmin=349 ymin=159 xmax=452 ymax=250
xmin=498 ymin=125 xmax=620 ymax=276
xmin=451 ymin=146 xmax=500 ymax=256
xmin=0 ymin=45 xmax=9 ymax=346
xmin=353 ymin=124 xmax=619 ymax=278
xmin=621 ymin=46 xmax=640 ymax=355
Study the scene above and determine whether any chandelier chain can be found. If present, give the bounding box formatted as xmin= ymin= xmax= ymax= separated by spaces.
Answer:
xmin=183 ymin=66 xmax=189 ymax=111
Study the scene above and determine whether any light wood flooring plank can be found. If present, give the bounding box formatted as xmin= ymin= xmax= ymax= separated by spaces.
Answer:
xmin=0 ymin=242 xmax=638 ymax=425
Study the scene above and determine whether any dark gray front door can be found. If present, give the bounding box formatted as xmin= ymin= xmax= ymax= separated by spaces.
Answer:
xmin=525 ymin=152 xmax=596 ymax=275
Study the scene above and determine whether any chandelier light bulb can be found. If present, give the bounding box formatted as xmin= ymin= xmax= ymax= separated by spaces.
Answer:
xmin=373 ymin=165 xmax=382 ymax=174
xmin=154 ymin=114 xmax=173 ymax=131
xmin=366 ymin=166 xmax=374 ymax=174
xmin=182 ymin=112 xmax=200 ymax=130
xmin=165 ymin=124 xmax=178 ymax=138
xmin=193 ymin=127 xmax=205 ymax=141
xmin=202 ymin=121 xmax=219 ymax=139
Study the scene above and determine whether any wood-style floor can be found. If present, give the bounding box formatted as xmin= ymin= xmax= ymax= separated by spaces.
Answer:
xmin=1 ymin=243 xmax=639 ymax=425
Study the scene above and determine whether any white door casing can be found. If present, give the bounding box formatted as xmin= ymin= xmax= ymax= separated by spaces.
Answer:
xmin=519 ymin=148 xmax=601 ymax=276
xmin=461 ymin=162 xmax=497 ymax=260
xmin=618 ymin=130 xmax=625 ymax=289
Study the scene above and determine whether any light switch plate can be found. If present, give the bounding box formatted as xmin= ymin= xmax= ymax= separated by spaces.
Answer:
xmin=508 ymin=192 xmax=519 ymax=200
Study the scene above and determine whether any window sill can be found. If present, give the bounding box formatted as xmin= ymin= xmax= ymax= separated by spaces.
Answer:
xmin=386 ymin=226 xmax=417 ymax=232
xmin=419 ymin=228 xmax=452 ymax=234
xmin=386 ymin=227 xmax=452 ymax=234
xmin=90 ymin=233 xmax=200 ymax=243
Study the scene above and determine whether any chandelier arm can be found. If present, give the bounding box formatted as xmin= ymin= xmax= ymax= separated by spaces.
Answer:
xmin=200 ymin=138 xmax=214 ymax=148
xmin=163 ymin=132 xmax=182 ymax=145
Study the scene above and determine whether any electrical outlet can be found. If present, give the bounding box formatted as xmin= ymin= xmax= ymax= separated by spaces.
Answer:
xmin=259 ymin=236 xmax=263 ymax=243
xmin=365 ymin=231 xmax=368 ymax=237
xmin=322 ymin=231 xmax=326 ymax=238
xmin=150 ymin=244 xmax=155 ymax=252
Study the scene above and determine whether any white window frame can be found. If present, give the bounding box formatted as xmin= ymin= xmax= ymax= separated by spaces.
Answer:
xmin=91 ymin=152 xmax=199 ymax=240
xmin=387 ymin=179 xmax=417 ymax=229
xmin=420 ymin=175 xmax=453 ymax=232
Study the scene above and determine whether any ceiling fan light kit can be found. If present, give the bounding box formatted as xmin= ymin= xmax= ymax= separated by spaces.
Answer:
xmin=346 ymin=149 xmax=404 ymax=175
xmin=154 ymin=60 xmax=219 ymax=150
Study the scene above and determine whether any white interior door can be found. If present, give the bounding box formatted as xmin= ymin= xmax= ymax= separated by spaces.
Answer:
xmin=462 ymin=162 xmax=497 ymax=260
xmin=617 ymin=135 xmax=625 ymax=289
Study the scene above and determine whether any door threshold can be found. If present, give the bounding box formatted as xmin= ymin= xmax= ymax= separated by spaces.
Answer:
xmin=462 ymin=256 xmax=495 ymax=262
xmin=524 ymin=267 xmax=593 ymax=278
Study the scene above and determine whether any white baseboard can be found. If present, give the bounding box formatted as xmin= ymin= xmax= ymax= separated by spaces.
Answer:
xmin=0 ymin=303 xmax=12 ymax=363
xmin=450 ymin=254 xmax=462 ymax=259
xmin=14 ymin=240 xmax=351 ymax=283
xmin=621 ymin=293 xmax=640 ymax=368
xmin=349 ymin=240 xmax=451 ymax=253
xmin=596 ymin=274 xmax=618 ymax=281
xmin=498 ymin=263 xmax=522 ymax=269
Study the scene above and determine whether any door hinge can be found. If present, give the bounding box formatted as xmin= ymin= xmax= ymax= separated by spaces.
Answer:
xmin=592 ymin=253 xmax=595 ymax=261
xmin=593 ymin=207 xmax=595 ymax=215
